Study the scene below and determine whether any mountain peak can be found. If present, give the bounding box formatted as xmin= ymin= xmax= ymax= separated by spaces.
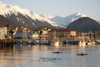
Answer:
xmin=50 ymin=12 xmax=87 ymax=28
xmin=74 ymin=12 xmax=87 ymax=17
xmin=67 ymin=17 xmax=100 ymax=33
xmin=74 ymin=12 xmax=81 ymax=15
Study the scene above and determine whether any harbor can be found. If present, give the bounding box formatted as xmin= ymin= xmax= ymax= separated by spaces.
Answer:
xmin=0 ymin=44 xmax=100 ymax=67
xmin=0 ymin=26 xmax=100 ymax=47
xmin=0 ymin=24 xmax=100 ymax=67
xmin=0 ymin=0 xmax=100 ymax=67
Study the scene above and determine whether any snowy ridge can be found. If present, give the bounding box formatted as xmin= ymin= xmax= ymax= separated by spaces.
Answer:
xmin=50 ymin=12 xmax=87 ymax=28
xmin=0 ymin=1 xmax=60 ymax=27
xmin=70 ymin=12 xmax=87 ymax=22
xmin=74 ymin=12 xmax=87 ymax=17
xmin=40 ymin=15 xmax=54 ymax=19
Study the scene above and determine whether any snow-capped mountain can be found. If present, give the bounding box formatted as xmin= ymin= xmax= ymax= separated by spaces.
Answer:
xmin=40 ymin=15 xmax=54 ymax=19
xmin=0 ymin=1 xmax=60 ymax=28
xmin=50 ymin=12 xmax=87 ymax=28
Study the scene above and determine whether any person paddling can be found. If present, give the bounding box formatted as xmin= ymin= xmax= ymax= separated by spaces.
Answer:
xmin=77 ymin=53 xmax=88 ymax=56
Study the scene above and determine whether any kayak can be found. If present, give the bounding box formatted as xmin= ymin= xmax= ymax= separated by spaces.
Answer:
xmin=77 ymin=53 xmax=88 ymax=56
xmin=53 ymin=51 xmax=62 ymax=54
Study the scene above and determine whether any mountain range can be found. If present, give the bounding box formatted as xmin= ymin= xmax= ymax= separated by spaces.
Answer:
xmin=49 ymin=12 xmax=87 ymax=28
xmin=0 ymin=1 xmax=60 ymax=29
xmin=0 ymin=1 xmax=100 ymax=32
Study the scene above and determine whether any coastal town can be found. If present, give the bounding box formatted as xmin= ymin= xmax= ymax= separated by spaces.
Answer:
xmin=0 ymin=25 xmax=100 ymax=46
xmin=0 ymin=0 xmax=100 ymax=67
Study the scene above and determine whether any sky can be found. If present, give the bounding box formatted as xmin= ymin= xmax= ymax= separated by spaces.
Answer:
xmin=0 ymin=0 xmax=100 ymax=21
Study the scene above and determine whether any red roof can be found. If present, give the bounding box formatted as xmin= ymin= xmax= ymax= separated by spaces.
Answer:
xmin=49 ymin=29 xmax=75 ymax=32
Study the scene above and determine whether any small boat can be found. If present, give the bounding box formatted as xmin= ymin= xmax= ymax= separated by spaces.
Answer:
xmin=54 ymin=41 xmax=60 ymax=47
xmin=53 ymin=51 xmax=62 ymax=54
xmin=77 ymin=53 xmax=88 ymax=56
xmin=86 ymin=41 xmax=95 ymax=45
xmin=79 ymin=41 xmax=86 ymax=46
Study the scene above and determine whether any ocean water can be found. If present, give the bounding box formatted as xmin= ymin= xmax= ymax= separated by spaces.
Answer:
xmin=0 ymin=44 xmax=100 ymax=67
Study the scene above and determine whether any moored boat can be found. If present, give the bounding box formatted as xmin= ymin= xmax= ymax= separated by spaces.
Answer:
xmin=86 ymin=41 xmax=95 ymax=45
xmin=79 ymin=41 xmax=86 ymax=46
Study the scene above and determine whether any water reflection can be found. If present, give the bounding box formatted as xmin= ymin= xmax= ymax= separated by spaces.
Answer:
xmin=0 ymin=44 xmax=100 ymax=67
xmin=39 ymin=57 xmax=61 ymax=62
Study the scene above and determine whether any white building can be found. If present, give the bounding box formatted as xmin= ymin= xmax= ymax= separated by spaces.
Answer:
xmin=0 ymin=27 xmax=7 ymax=39
xmin=14 ymin=32 xmax=31 ymax=39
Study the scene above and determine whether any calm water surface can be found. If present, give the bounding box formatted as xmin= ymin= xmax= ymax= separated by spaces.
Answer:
xmin=0 ymin=44 xmax=100 ymax=67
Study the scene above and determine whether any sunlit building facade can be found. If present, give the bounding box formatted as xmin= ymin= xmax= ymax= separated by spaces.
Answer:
xmin=0 ymin=27 xmax=7 ymax=39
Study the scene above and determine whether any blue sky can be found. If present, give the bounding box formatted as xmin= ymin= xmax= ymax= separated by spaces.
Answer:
xmin=0 ymin=0 xmax=100 ymax=21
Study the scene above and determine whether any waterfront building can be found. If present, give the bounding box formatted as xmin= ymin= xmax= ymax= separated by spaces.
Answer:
xmin=40 ymin=29 xmax=50 ymax=42
xmin=0 ymin=27 xmax=7 ymax=39
xmin=77 ymin=32 xmax=100 ymax=41
xmin=48 ymin=29 xmax=76 ymax=41
xmin=31 ymin=30 xmax=39 ymax=41
xmin=14 ymin=32 xmax=31 ymax=39
xmin=14 ymin=28 xmax=40 ymax=40
xmin=77 ymin=33 xmax=90 ymax=41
